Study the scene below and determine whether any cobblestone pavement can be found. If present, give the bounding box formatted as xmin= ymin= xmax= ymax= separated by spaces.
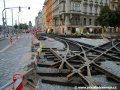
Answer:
xmin=0 ymin=33 xmax=33 ymax=87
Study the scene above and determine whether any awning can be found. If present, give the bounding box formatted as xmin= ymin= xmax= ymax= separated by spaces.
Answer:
xmin=85 ymin=25 xmax=101 ymax=28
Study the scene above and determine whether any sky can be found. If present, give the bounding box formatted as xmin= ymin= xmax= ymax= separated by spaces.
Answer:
xmin=0 ymin=0 xmax=45 ymax=26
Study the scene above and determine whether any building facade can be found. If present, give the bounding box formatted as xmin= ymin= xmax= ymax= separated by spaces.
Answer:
xmin=46 ymin=0 xmax=53 ymax=31
xmin=35 ymin=11 xmax=42 ymax=30
xmin=42 ymin=5 xmax=46 ymax=31
xmin=52 ymin=0 xmax=110 ymax=34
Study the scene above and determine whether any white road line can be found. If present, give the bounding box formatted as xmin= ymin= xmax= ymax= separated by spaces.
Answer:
xmin=0 ymin=36 xmax=24 ymax=53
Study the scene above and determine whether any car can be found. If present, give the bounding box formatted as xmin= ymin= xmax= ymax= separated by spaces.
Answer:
xmin=26 ymin=30 xmax=30 ymax=33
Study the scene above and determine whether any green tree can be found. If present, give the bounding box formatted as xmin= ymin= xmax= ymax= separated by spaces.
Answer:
xmin=24 ymin=24 xmax=28 ymax=29
xmin=96 ymin=5 xmax=120 ymax=29
xmin=95 ymin=5 xmax=111 ymax=27
xmin=14 ymin=24 xmax=18 ymax=29
xmin=115 ymin=8 xmax=120 ymax=27
xmin=19 ymin=24 xmax=23 ymax=29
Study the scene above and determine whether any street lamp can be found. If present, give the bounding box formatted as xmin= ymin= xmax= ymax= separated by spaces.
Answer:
xmin=2 ymin=6 xmax=30 ymax=36
xmin=17 ymin=6 xmax=30 ymax=33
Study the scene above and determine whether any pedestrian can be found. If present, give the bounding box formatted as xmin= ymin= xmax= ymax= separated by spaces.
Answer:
xmin=65 ymin=32 xmax=66 ymax=36
xmin=81 ymin=31 xmax=83 ymax=37
xmin=87 ymin=32 xmax=90 ymax=36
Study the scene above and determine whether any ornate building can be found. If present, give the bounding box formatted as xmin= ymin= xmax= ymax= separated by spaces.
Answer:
xmin=42 ymin=5 xmax=46 ymax=31
xmin=52 ymin=0 xmax=110 ymax=34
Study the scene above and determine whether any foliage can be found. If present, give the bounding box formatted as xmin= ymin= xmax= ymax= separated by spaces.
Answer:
xmin=18 ymin=24 xmax=28 ymax=29
xmin=14 ymin=24 xmax=18 ymax=29
xmin=95 ymin=5 xmax=120 ymax=28
xmin=19 ymin=24 xmax=23 ymax=29
xmin=75 ymin=32 xmax=79 ymax=36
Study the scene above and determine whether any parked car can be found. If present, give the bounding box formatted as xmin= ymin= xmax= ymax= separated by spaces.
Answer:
xmin=26 ymin=30 xmax=30 ymax=33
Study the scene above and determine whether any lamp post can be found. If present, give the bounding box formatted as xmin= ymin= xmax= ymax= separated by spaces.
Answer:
xmin=4 ymin=0 xmax=7 ymax=32
xmin=2 ymin=6 xmax=30 ymax=36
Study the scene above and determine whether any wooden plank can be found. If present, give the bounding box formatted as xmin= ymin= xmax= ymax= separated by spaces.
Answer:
xmin=37 ymin=62 xmax=51 ymax=67
xmin=36 ymin=70 xmax=70 ymax=76
xmin=24 ymin=78 xmax=36 ymax=88
xmin=41 ymin=76 xmax=83 ymax=86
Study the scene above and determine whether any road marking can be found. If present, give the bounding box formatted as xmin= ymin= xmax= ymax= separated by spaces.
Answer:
xmin=0 ymin=35 xmax=27 ymax=53
xmin=0 ymin=41 xmax=16 ymax=53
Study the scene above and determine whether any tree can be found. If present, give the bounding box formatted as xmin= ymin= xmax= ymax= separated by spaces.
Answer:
xmin=115 ymin=8 xmax=120 ymax=27
xmin=18 ymin=23 xmax=28 ymax=29
xmin=24 ymin=24 xmax=28 ymax=29
xmin=95 ymin=5 xmax=111 ymax=27
xmin=19 ymin=24 xmax=23 ymax=29
xmin=14 ymin=24 xmax=18 ymax=29
xmin=96 ymin=5 xmax=120 ymax=29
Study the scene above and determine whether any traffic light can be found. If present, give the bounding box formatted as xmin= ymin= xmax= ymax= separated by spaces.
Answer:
xmin=19 ymin=6 xmax=21 ymax=12
xmin=28 ymin=7 xmax=30 ymax=10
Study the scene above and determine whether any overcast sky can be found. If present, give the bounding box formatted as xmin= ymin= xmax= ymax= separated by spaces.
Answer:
xmin=0 ymin=0 xmax=45 ymax=26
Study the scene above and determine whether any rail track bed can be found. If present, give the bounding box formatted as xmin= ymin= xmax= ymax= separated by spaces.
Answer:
xmin=24 ymin=35 xmax=120 ymax=89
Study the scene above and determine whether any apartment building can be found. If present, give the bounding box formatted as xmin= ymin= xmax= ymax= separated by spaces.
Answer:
xmin=42 ymin=5 xmax=47 ymax=31
xmin=35 ymin=11 xmax=42 ymax=29
xmin=46 ymin=0 xmax=53 ymax=31
xmin=52 ymin=0 xmax=110 ymax=34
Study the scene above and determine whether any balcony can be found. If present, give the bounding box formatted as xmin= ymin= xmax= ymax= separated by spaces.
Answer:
xmin=83 ymin=0 xmax=88 ymax=5
xmin=70 ymin=10 xmax=81 ymax=14
xmin=89 ymin=13 xmax=93 ymax=15
xmin=94 ymin=13 xmax=98 ymax=16
xmin=83 ymin=12 xmax=87 ymax=15
xmin=100 ymin=2 xmax=103 ymax=6
xmin=71 ymin=0 xmax=81 ymax=2
xmin=94 ymin=1 xmax=99 ymax=6
xmin=95 ymin=1 xmax=98 ymax=3
xmin=89 ymin=0 xmax=93 ymax=5
xmin=59 ymin=10 xmax=65 ymax=14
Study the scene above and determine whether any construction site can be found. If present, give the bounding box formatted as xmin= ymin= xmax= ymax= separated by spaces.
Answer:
xmin=1 ymin=32 xmax=120 ymax=90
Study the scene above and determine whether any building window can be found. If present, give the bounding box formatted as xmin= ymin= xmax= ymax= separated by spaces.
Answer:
xmin=84 ymin=5 xmax=87 ymax=13
xmin=100 ymin=0 xmax=103 ymax=2
xmin=73 ymin=3 xmax=80 ymax=11
xmin=95 ymin=7 xmax=97 ymax=15
xmin=83 ymin=18 xmax=86 ymax=25
xmin=89 ymin=19 xmax=92 ymax=25
xmin=71 ymin=17 xmax=79 ymax=25
xmin=112 ymin=5 xmax=114 ymax=10
xmin=90 ymin=6 xmax=92 ymax=14
xmin=95 ymin=0 xmax=98 ymax=3
xmin=105 ymin=0 xmax=108 ymax=4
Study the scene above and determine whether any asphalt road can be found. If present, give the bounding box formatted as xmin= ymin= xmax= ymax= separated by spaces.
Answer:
xmin=0 ymin=33 xmax=32 ymax=87
xmin=0 ymin=35 xmax=16 ymax=51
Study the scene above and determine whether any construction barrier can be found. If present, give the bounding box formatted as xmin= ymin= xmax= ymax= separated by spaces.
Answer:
xmin=7 ymin=86 xmax=12 ymax=90
xmin=38 ymin=43 xmax=45 ymax=57
xmin=13 ymin=74 xmax=23 ymax=90
xmin=102 ymin=35 xmax=106 ymax=43
xmin=20 ymin=33 xmax=22 ymax=38
xmin=10 ymin=35 xmax=13 ymax=44
xmin=34 ymin=55 xmax=38 ymax=66
xmin=31 ymin=38 xmax=34 ymax=46
xmin=16 ymin=33 xmax=18 ymax=40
